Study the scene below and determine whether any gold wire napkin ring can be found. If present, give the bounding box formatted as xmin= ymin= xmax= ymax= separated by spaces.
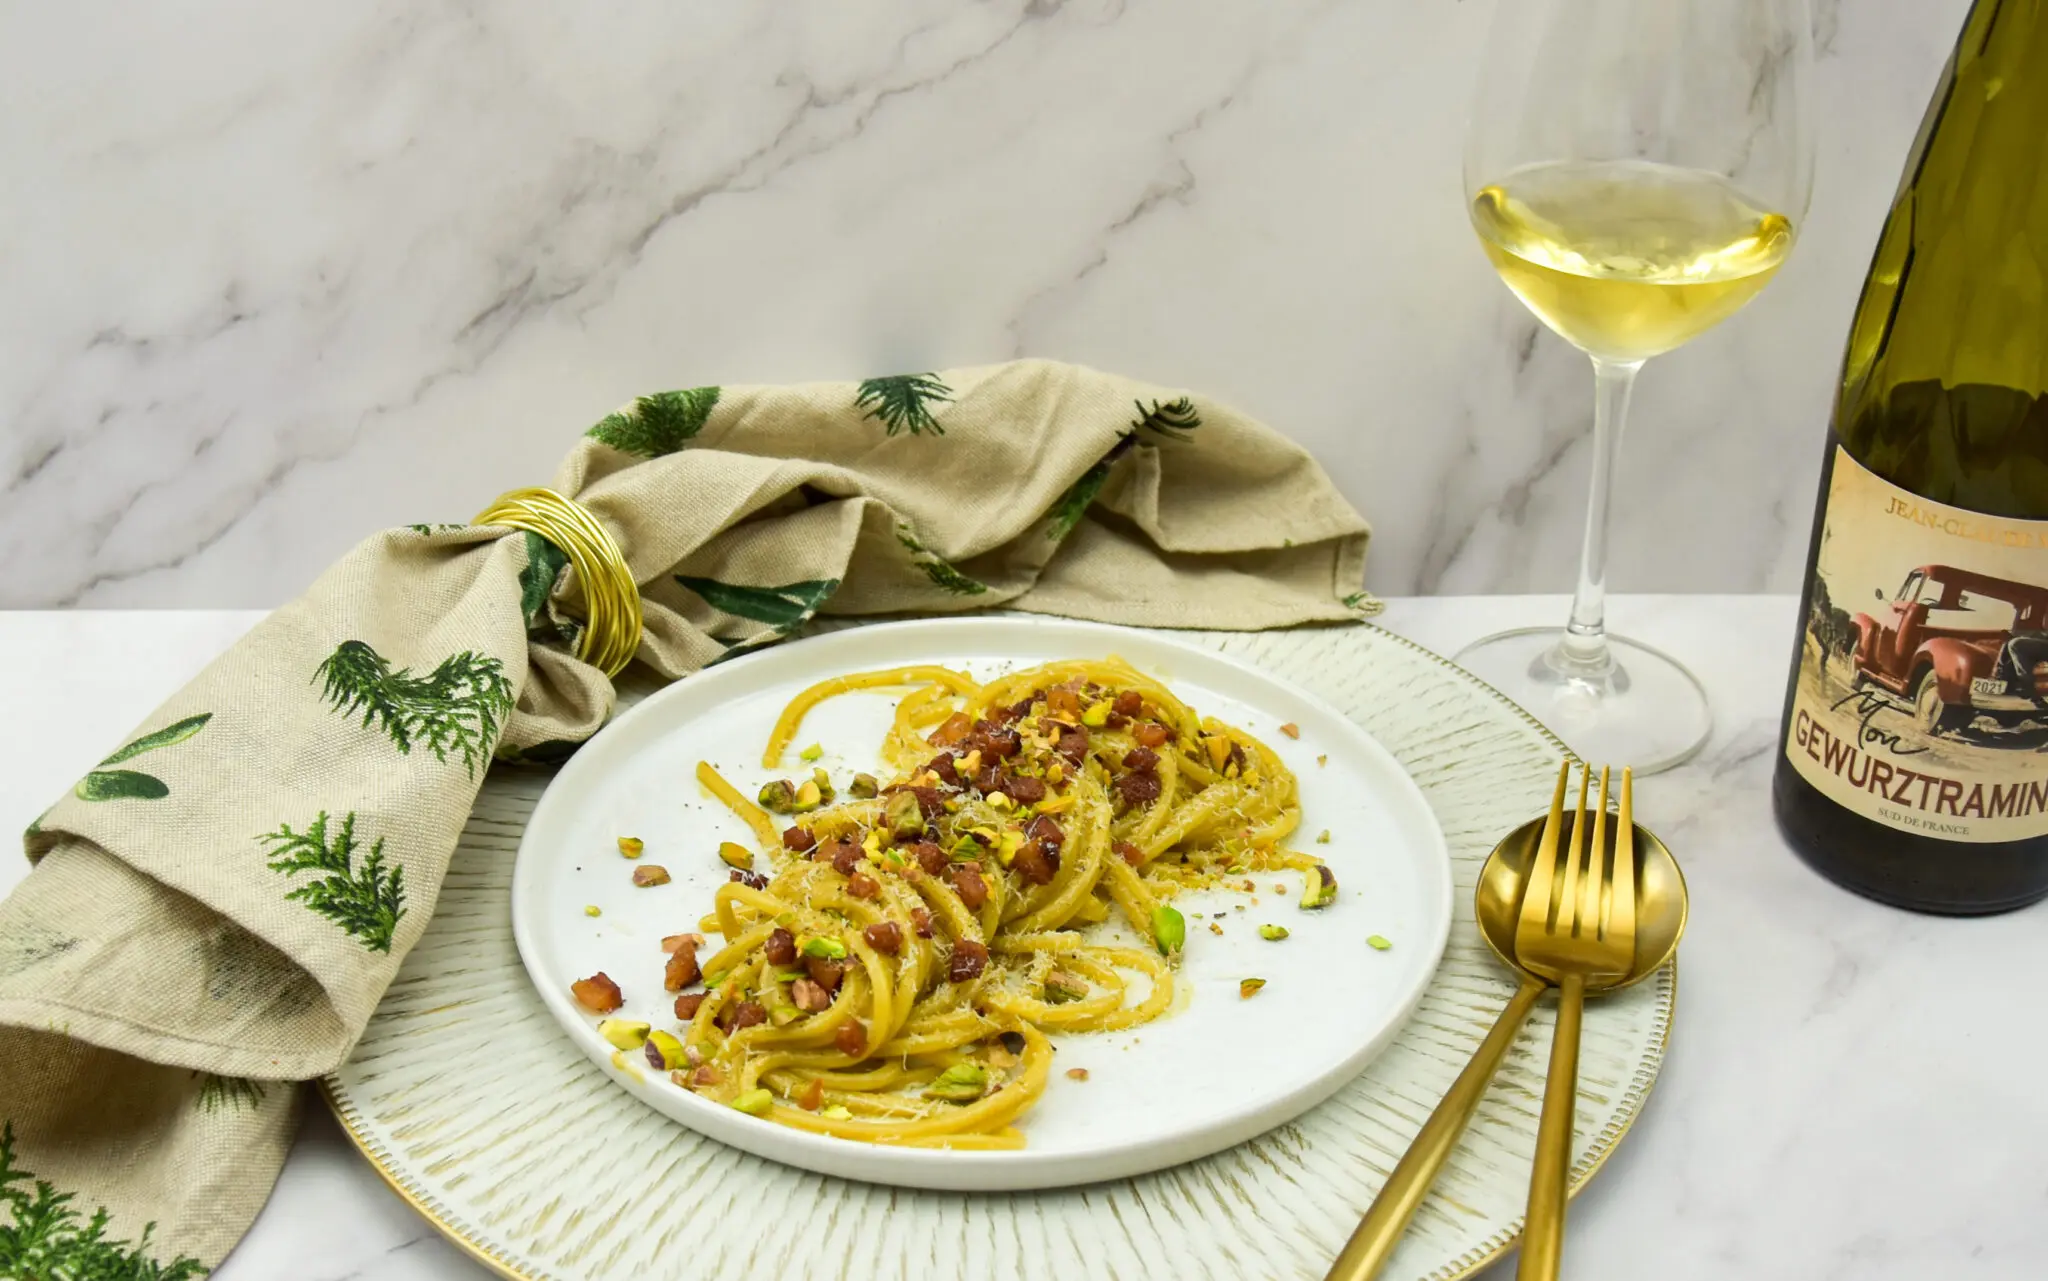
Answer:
xmin=472 ymin=487 xmax=643 ymax=678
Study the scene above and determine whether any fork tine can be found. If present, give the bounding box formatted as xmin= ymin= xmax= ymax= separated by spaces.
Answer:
xmin=1555 ymin=764 xmax=1590 ymax=938
xmin=1611 ymin=766 xmax=1639 ymax=963
xmin=1589 ymin=765 xmax=1611 ymax=940
xmin=1520 ymin=760 xmax=1570 ymax=933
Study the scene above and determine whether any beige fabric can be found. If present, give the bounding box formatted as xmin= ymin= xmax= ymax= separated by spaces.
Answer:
xmin=0 ymin=359 xmax=1370 ymax=1269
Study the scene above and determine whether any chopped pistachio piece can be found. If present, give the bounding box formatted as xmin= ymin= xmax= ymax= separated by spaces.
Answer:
xmin=731 ymin=1088 xmax=774 ymax=1116
xmin=631 ymin=865 xmax=671 ymax=888
xmin=1204 ymin=734 xmax=1232 ymax=770
xmin=997 ymin=830 xmax=1024 ymax=865
xmin=987 ymin=791 xmax=1013 ymax=810
xmin=616 ymin=836 xmax=644 ymax=859
xmin=1080 ymin=700 xmax=1112 ymax=728
xmin=1046 ymin=761 xmax=1065 ymax=785
xmin=1043 ymin=970 xmax=1089 ymax=1004
xmin=1368 ymin=934 xmax=1393 ymax=951
xmin=793 ymin=778 xmax=823 ymax=810
xmin=1239 ymin=977 xmax=1267 ymax=999
xmin=774 ymin=967 xmax=806 ymax=982
xmin=1151 ymin=903 xmax=1186 ymax=957
xmin=597 ymin=1018 xmax=651 ymax=1050
xmin=762 ymin=981 xmax=800 ymax=1026
xmin=812 ymin=767 xmax=836 ymax=803
xmin=924 ymin=1062 xmax=988 ymax=1102
xmin=801 ymin=936 xmax=849 ymax=961
xmin=644 ymin=1030 xmax=686 ymax=1070
xmin=1300 ymin=864 xmax=1339 ymax=910
xmin=1317 ymin=754 xmax=1328 ymax=767
xmin=583 ymin=904 xmax=602 ymax=917
xmin=821 ymin=1104 xmax=853 ymax=1120
xmin=850 ymin=772 xmax=880 ymax=799
xmin=717 ymin=841 xmax=755 ymax=871
xmin=757 ymin=779 xmax=797 ymax=812
xmin=1258 ymin=924 xmax=1290 ymax=941
xmin=884 ymin=789 xmax=924 ymax=838
xmin=799 ymin=743 xmax=824 ymax=762
xmin=1315 ymin=829 xmax=1331 ymax=845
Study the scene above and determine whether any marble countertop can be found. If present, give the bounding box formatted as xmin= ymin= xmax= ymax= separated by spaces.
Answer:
xmin=0 ymin=0 xmax=1976 ymax=609
xmin=5 ymin=595 xmax=2043 ymax=1279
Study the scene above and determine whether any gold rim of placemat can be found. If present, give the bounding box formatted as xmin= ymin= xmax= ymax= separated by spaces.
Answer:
xmin=318 ymin=618 xmax=1677 ymax=1281
xmin=473 ymin=487 xmax=642 ymax=677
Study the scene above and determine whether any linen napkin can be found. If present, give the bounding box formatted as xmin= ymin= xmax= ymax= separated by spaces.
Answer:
xmin=0 ymin=358 xmax=1371 ymax=1272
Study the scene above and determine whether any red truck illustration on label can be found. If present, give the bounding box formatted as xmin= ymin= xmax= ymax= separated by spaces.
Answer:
xmin=1851 ymin=563 xmax=2048 ymax=739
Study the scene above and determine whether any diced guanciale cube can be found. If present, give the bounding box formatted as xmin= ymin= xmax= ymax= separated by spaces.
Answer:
xmin=835 ymin=1022 xmax=867 ymax=1057
xmin=806 ymin=958 xmax=846 ymax=992
xmin=863 ymin=921 xmax=904 ymax=955
xmin=571 ymin=972 xmax=624 ymax=1013
xmin=663 ymin=942 xmax=701 ymax=992
xmin=949 ymin=939 xmax=989 ymax=982
xmin=911 ymin=840 xmax=949 ymax=876
xmin=952 ymin=862 xmax=990 ymax=910
xmin=1116 ymin=771 xmax=1163 ymax=807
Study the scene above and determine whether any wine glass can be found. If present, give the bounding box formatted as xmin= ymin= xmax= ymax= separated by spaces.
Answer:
xmin=1459 ymin=0 xmax=1814 ymax=774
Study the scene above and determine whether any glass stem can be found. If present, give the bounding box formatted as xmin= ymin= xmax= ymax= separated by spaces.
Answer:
xmin=1560 ymin=356 xmax=1643 ymax=668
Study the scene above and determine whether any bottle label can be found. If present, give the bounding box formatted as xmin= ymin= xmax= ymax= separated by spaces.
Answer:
xmin=1786 ymin=447 xmax=2048 ymax=842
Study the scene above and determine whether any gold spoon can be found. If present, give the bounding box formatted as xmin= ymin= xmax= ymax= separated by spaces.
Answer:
xmin=1323 ymin=779 xmax=1689 ymax=1281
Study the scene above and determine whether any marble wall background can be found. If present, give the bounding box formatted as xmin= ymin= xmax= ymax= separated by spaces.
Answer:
xmin=0 ymin=0 xmax=1972 ymax=608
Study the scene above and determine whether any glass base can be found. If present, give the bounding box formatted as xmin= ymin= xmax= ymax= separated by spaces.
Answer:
xmin=1451 ymin=627 xmax=1711 ymax=775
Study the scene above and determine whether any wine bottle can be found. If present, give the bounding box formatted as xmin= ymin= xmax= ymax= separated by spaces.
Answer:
xmin=1774 ymin=0 xmax=2048 ymax=914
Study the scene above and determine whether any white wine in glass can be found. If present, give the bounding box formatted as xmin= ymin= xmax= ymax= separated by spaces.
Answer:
xmin=1458 ymin=0 xmax=1814 ymax=775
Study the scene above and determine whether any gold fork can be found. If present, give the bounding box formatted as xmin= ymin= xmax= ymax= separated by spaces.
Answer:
xmin=1513 ymin=760 xmax=1637 ymax=1281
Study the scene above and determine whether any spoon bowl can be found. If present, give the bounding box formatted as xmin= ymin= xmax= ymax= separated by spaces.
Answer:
xmin=1477 ymin=809 xmax=1688 ymax=991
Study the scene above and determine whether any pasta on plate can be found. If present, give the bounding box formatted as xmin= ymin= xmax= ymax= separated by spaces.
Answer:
xmin=572 ymin=657 xmax=1337 ymax=1148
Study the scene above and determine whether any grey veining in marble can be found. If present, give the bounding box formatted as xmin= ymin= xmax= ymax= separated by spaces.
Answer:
xmin=0 ymin=0 xmax=1973 ymax=608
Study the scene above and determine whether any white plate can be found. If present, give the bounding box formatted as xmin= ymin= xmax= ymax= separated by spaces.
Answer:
xmin=510 ymin=617 xmax=1452 ymax=1192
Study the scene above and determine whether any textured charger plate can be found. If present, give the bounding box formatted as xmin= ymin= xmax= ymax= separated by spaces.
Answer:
xmin=324 ymin=622 xmax=1675 ymax=1281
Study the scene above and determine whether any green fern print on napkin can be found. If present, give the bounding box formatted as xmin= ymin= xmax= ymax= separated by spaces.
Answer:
xmin=674 ymin=576 xmax=839 ymax=637
xmin=259 ymin=811 xmax=406 ymax=954
xmin=72 ymin=714 xmax=212 ymax=804
xmin=1046 ymin=398 xmax=1203 ymax=541
xmin=0 ymin=1123 xmax=206 ymax=1281
xmin=313 ymin=642 xmax=513 ymax=779
xmin=587 ymin=387 xmax=721 ymax=457
xmin=896 ymin=526 xmax=986 ymax=596
xmin=854 ymin=373 xmax=952 ymax=436
xmin=1130 ymin=395 xmax=1202 ymax=439
xmin=192 ymin=1075 xmax=265 ymax=1116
